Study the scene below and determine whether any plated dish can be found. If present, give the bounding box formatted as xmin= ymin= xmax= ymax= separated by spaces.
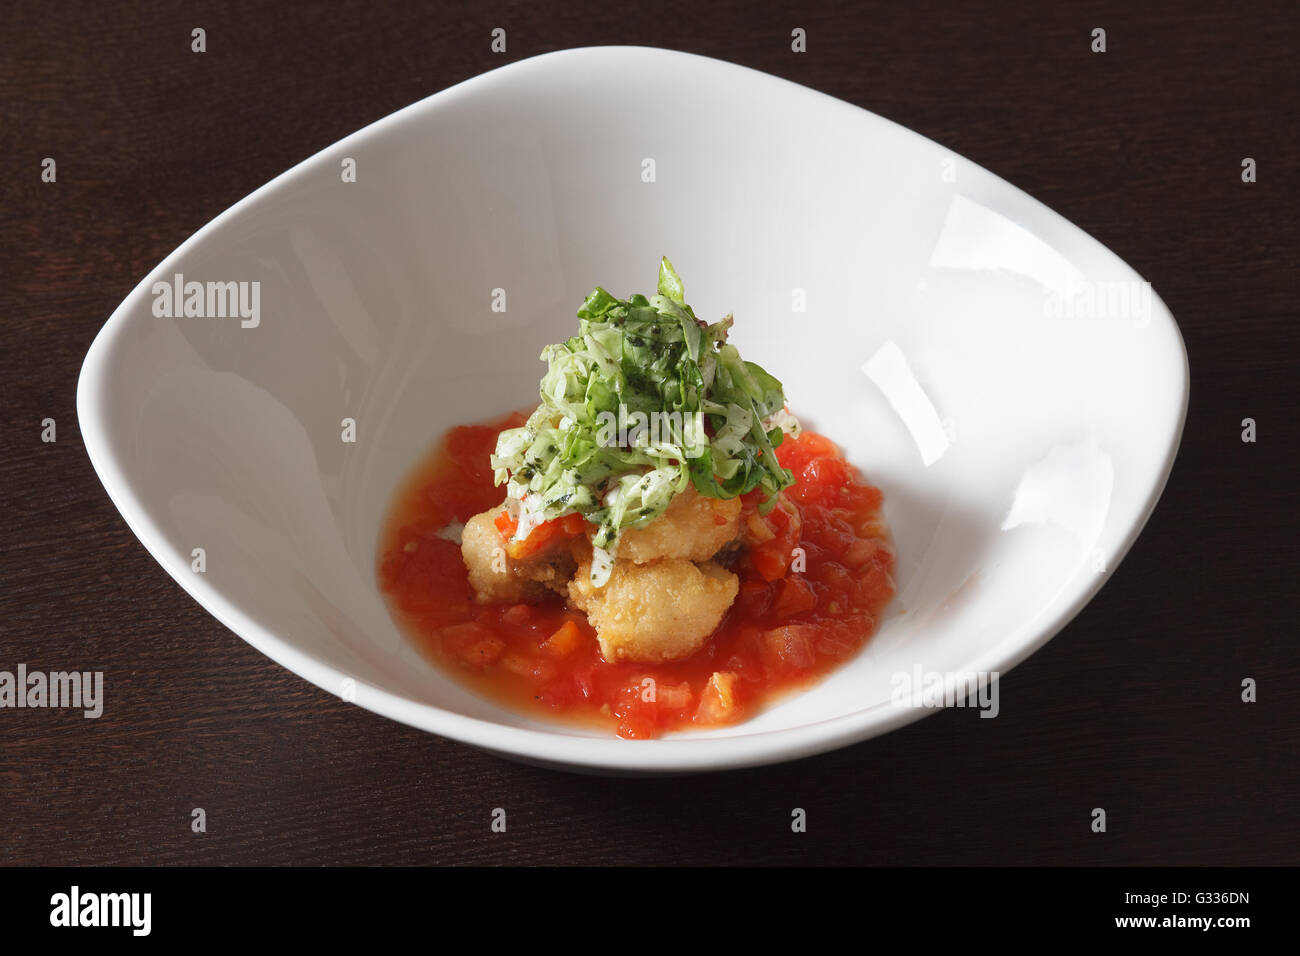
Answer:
xmin=76 ymin=47 xmax=1188 ymax=773
xmin=379 ymin=260 xmax=896 ymax=737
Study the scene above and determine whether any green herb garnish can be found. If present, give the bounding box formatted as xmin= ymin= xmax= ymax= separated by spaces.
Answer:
xmin=492 ymin=258 xmax=796 ymax=584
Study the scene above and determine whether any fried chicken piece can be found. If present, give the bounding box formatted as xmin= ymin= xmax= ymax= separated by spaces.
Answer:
xmin=569 ymin=556 xmax=739 ymax=662
xmin=461 ymin=508 xmax=576 ymax=603
xmin=617 ymin=485 xmax=742 ymax=564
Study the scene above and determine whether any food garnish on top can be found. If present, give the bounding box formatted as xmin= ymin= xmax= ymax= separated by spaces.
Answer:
xmin=461 ymin=259 xmax=803 ymax=662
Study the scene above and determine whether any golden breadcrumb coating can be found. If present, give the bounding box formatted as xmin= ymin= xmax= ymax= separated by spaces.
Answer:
xmin=569 ymin=555 xmax=738 ymax=662
xmin=616 ymin=485 xmax=741 ymax=564
xmin=461 ymin=507 xmax=574 ymax=603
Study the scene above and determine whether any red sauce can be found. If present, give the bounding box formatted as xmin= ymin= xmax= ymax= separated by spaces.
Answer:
xmin=378 ymin=411 xmax=896 ymax=738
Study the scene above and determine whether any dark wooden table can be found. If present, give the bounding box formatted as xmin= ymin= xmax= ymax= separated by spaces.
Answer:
xmin=2 ymin=1 xmax=1295 ymax=866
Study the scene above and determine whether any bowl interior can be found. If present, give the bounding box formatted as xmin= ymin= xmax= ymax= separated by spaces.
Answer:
xmin=78 ymin=47 xmax=1186 ymax=770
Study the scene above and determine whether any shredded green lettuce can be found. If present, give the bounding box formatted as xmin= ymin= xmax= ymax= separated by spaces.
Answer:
xmin=492 ymin=258 xmax=796 ymax=584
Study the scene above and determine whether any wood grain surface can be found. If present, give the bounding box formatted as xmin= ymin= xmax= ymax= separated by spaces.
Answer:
xmin=1 ymin=0 xmax=1295 ymax=866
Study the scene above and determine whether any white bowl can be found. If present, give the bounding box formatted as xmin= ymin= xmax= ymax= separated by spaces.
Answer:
xmin=77 ymin=46 xmax=1188 ymax=774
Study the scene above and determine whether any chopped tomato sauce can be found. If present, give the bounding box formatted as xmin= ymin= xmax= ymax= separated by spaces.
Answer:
xmin=378 ymin=412 xmax=896 ymax=739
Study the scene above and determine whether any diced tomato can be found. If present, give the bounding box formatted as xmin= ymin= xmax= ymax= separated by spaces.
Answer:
xmin=441 ymin=622 xmax=505 ymax=669
xmin=841 ymin=482 xmax=883 ymax=513
xmin=750 ymin=547 xmax=788 ymax=582
xmin=761 ymin=624 xmax=819 ymax=673
xmin=379 ymin=415 xmax=894 ymax=739
xmin=735 ymin=577 xmax=774 ymax=619
xmin=499 ymin=603 xmax=534 ymax=628
xmin=654 ymin=681 xmax=694 ymax=712
xmin=499 ymin=652 xmax=556 ymax=683
xmin=695 ymin=671 xmax=743 ymax=724
xmin=819 ymin=562 xmax=854 ymax=606
xmin=615 ymin=712 xmax=658 ymax=740
xmin=747 ymin=495 xmax=801 ymax=581
xmin=775 ymin=430 xmax=838 ymax=474
xmin=853 ymin=562 xmax=896 ymax=607
xmin=842 ymin=537 xmax=880 ymax=568
xmin=772 ymin=575 xmax=818 ymax=619
xmin=541 ymin=619 xmax=585 ymax=656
